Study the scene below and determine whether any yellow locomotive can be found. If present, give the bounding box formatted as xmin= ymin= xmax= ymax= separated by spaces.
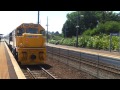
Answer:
xmin=6 ymin=23 xmax=46 ymax=65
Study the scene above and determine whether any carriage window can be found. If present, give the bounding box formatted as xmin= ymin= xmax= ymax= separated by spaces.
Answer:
xmin=26 ymin=28 xmax=38 ymax=34
xmin=17 ymin=28 xmax=24 ymax=36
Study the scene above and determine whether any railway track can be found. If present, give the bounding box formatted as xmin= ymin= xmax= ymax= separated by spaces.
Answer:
xmin=21 ymin=65 xmax=59 ymax=79
xmin=47 ymin=46 xmax=120 ymax=79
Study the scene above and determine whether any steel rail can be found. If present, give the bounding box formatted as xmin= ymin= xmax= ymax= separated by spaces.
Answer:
xmin=40 ymin=66 xmax=57 ymax=79
xmin=27 ymin=68 xmax=36 ymax=79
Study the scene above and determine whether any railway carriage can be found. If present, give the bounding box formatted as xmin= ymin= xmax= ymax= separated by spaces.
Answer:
xmin=4 ymin=23 xmax=46 ymax=65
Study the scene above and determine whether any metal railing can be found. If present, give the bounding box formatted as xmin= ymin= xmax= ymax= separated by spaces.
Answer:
xmin=46 ymin=46 xmax=120 ymax=79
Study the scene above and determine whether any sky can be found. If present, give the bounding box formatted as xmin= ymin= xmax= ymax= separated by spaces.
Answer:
xmin=0 ymin=11 xmax=119 ymax=36
xmin=0 ymin=11 xmax=74 ymax=36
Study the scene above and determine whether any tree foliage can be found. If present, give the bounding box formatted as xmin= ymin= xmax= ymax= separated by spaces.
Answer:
xmin=83 ymin=21 xmax=120 ymax=36
xmin=62 ymin=11 xmax=120 ymax=37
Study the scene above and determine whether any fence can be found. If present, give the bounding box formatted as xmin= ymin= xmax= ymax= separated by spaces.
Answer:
xmin=46 ymin=46 xmax=120 ymax=79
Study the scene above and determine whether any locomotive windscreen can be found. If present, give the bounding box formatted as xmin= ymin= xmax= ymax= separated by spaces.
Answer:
xmin=26 ymin=28 xmax=38 ymax=34
xmin=17 ymin=28 xmax=25 ymax=36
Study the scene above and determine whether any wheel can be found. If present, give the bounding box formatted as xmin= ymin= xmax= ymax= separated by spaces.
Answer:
xmin=15 ymin=52 xmax=18 ymax=60
xmin=12 ymin=48 xmax=18 ymax=60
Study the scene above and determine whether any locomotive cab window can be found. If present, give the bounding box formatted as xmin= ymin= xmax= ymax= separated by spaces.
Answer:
xmin=17 ymin=28 xmax=24 ymax=36
xmin=26 ymin=28 xmax=38 ymax=34
xmin=40 ymin=30 xmax=45 ymax=36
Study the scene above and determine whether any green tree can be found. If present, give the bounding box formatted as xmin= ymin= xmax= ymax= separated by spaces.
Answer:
xmin=62 ymin=11 xmax=120 ymax=37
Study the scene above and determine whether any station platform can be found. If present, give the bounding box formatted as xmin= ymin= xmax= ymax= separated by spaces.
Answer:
xmin=47 ymin=43 xmax=120 ymax=60
xmin=0 ymin=41 xmax=26 ymax=79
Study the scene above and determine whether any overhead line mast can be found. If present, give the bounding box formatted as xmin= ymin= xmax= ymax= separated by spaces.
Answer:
xmin=38 ymin=11 xmax=39 ymax=24
xmin=46 ymin=16 xmax=48 ymax=43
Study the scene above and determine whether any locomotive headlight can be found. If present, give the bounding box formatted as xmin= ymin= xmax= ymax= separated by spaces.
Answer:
xmin=30 ymin=54 xmax=36 ymax=60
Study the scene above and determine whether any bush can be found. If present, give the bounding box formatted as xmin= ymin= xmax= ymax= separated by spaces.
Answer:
xmin=49 ymin=34 xmax=120 ymax=51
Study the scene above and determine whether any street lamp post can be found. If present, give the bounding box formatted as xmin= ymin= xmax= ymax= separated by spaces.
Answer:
xmin=76 ymin=25 xmax=79 ymax=47
xmin=76 ymin=11 xmax=80 ymax=47
xmin=65 ymin=24 xmax=68 ymax=38
xmin=76 ymin=11 xmax=84 ymax=47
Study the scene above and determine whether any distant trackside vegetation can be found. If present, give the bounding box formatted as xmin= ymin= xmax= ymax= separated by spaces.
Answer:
xmin=48 ymin=11 xmax=120 ymax=51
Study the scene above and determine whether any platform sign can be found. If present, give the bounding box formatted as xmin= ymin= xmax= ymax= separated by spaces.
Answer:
xmin=111 ymin=33 xmax=119 ymax=36
xmin=110 ymin=33 xmax=120 ymax=52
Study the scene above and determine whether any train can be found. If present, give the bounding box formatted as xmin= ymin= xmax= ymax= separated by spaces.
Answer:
xmin=4 ymin=23 xmax=46 ymax=65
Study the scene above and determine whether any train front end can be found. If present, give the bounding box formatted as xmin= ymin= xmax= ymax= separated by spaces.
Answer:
xmin=15 ymin=23 xmax=46 ymax=65
xmin=17 ymin=33 xmax=46 ymax=65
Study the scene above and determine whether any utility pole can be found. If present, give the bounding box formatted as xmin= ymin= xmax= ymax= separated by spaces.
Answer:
xmin=46 ymin=16 xmax=48 ymax=43
xmin=38 ymin=11 xmax=39 ymax=24
xmin=65 ymin=23 xmax=68 ymax=38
